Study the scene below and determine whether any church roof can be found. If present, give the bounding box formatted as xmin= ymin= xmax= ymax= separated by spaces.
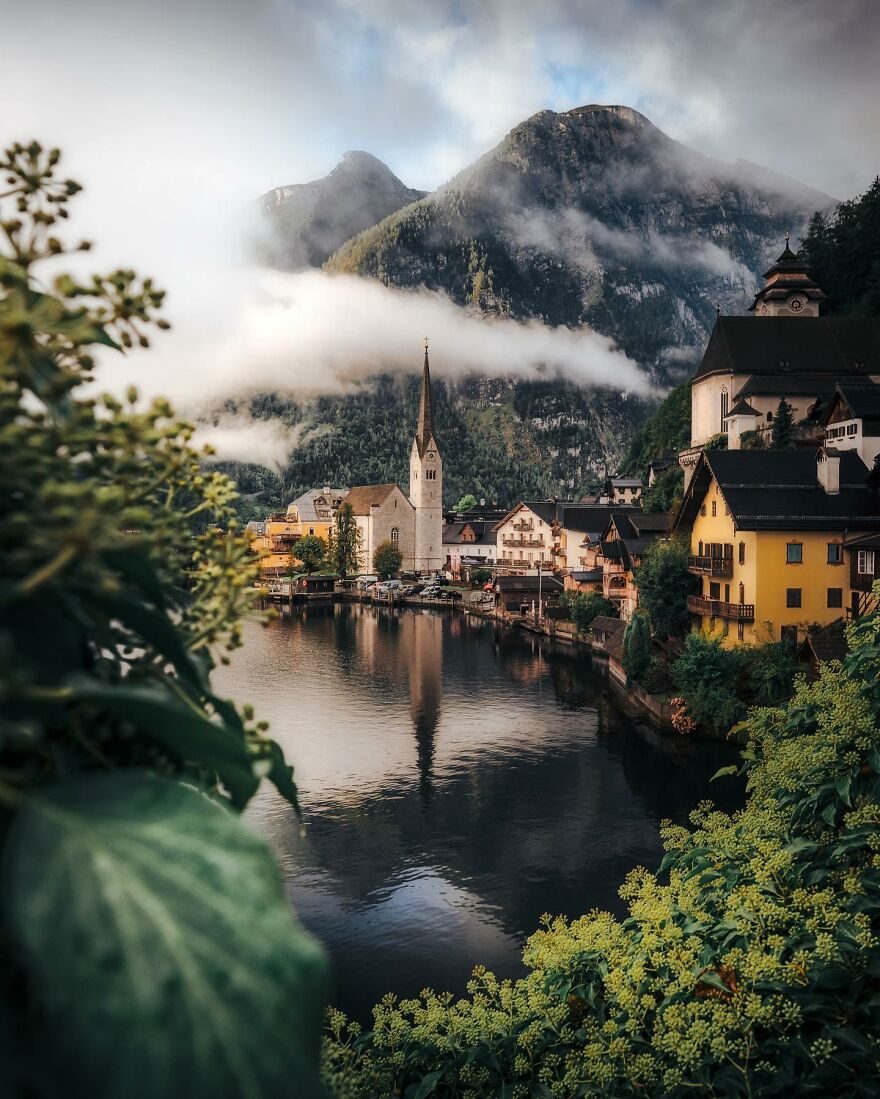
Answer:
xmin=692 ymin=316 xmax=880 ymax=383
xmin=341 ymin=484 xmax=407 ymax=515
xmin=829 ymin=383 xmax=880 ymax=422
xmin=414 ymin=346 xmax=438 ymax=458
xmin=724 ymin=397 xmax=760 ymax=418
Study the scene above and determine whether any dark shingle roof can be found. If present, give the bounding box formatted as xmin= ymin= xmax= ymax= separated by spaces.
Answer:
xmin=724 ymin=397 xmax=760 ymax=417
xmin=555 ymin=504 xmax=619 ymax=534
xmin=692 ymin=316 xmax=880 ymax=383
xmin=569 ymin=569 xmax=603 ymax=582
xmin=493 ymin=500 xmax=573 ymax=530
xmin=494 ymin=575 xmax=563 ymax=592
xmin=797 ymin=621 xmax=847 ymax=665
xmin=832 ymin=383 xmax=880 ymax=422
xmin=676 ymin=449 xmax=880 ymax=532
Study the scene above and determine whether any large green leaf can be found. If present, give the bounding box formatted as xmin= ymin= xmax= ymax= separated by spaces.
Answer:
xmin=4 ymin=773 xmax=328 ymax=1098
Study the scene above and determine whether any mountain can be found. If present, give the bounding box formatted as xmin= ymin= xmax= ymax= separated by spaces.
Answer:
xmin=240 ymin=106 xmax=834 ymax=509
xmin=258 ymin=151 xmax=425 ymax=269
xmin=327 ymin=105 xmax=832 ymax=367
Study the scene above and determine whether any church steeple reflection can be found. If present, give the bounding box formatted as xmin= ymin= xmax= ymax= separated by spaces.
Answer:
xmin=406 ymin=612 xmax=443 ymax=806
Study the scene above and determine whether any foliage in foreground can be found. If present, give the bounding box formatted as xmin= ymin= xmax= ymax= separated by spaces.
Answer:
xmin=324 ymin=596 xmax=880 ymax=1097
xmin=0 ymin=143 xmax=326 ymax=1097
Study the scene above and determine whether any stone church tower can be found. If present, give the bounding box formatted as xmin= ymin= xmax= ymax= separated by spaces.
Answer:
xmin=409 ymin=344 xmax=443 ymax=572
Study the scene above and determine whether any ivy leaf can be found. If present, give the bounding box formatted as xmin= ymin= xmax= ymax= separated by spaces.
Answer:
xmin=411 ymin=1070 xmax=445 ymax=1098
xmin=4 ymin=773 xmax=327 ymax=1099
xmin=711 ymin=765 xmax=739 ymax=781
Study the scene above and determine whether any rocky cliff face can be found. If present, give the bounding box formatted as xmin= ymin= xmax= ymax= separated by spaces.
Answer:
xmin=259 ymin=150 xmax=425 ymax=269
xmin=327 ymin=105 xmax=832 ymax=370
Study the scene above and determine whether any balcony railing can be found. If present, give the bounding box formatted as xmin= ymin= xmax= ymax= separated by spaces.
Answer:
xmin=688 ymin=554 xmax=733 ymax=576
xmin=512 ymin=521 xmax=534 ymax=532
xmin=687 ymin=595 xmax=754 ymax=621
xmin=550 ymin=545 xmax=564 ymax=555
xmin=503 ymin=536 xmax=545 ymax=548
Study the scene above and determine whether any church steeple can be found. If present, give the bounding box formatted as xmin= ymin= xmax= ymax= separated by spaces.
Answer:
xmin=750 ymin=236 xmax=826 ymax=316
xmin=414 ymin=340 xmax=437 ymax=457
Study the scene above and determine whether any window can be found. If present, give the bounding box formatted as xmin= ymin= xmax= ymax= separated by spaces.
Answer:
xmin=786 ymin=542 xmax=803 ymax=564
xmin=720 ymin=388 xmax=729 ymax=430
xmin=412 ymin=468 xmax=418 ymax=479
xmin=700 ymin=504 xmax=706 ymax=517
xmin=391 ymin=527 xmax=399 ymax=544
xmin=737 ymin=621 xmax=745 ymax=641
xmin=827 ymin=588 xmax=843 ymax=608
xmin=766 ymin=410 xmax=773 ymax=422
xmin=739 ymin=581 xmax=745 ymax=604
xmin=711 ymin=500 xmax=717 ymax=517
xmin=781 ymin=625 xmax=798 ymax=645
xmin=827 ymin=542 xmax=842 ymax=564
xmin=786 ymin=588 xmax=802 ymax=608
xmin=847 ymin=423 xmax=858 ymax=436
xmin=857 ymin=549 xmax=876 ymax=575
xmin=709 ymin=581 xmax=721 ymax=599
xmin=426 ymin=469 xmax=437 ymax=481
xmin=738 ymin=541 xmax=745 ymax=565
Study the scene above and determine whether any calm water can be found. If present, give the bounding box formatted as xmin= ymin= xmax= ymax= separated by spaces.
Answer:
xmin=213 ymin=603 xmax=742 ymax=1021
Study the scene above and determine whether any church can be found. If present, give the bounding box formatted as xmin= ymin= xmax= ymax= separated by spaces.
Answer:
xmin=341 ymin=345 xmax=444 ymax=575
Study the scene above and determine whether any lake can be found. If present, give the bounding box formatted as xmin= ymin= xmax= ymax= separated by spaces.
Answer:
xmin=213 ymin=602 xmax=742 ymax=1022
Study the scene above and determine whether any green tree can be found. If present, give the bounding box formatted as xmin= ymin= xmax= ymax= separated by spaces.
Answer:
xmin=634 ymin=537 xmax=692 ymax=638
xmin=454 ymin=493 xmax=477 ymax=511
xmin=290 ymin=533 xmax=326 ymax=574
xmin=560 ymin=590 xmax=616 ymax=633
xmin=327 ymin=502 xmax=361 ymax=578
xmin=324 ymin=592 xmax=880 ymax=1095
xmin=671 ymin=633 xmax=746 ymax=734
xmin=622 ymin=611 xmax=651 ymax=685
xmin=641 ymin=464 xmax=684 ymax=513
xmin=373 ymin=539 xmax=403 ymax=579
xmin=469 ymin=566 xmax=491 ymax=586
xmin=0 ymin=143 xmax=326 ymax=1095
xmin=771 ymin=398 xmax=795 ymax=449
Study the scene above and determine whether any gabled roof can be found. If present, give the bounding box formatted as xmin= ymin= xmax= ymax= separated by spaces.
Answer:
xmin=341 ymin=484 xmax=409 ymax=515
xmin=735 ymin=373 xmax=854 ymax=399
xmin=492 ymin=499 xmax=571 ymax=530
xmin=568 ymin=569 xmax=603 ymax=582
xmin=692 ymin=316 xmax=880 ymax=383
xmin=288 ymin=487 xmax=348 ymax=522
xmin=828 ymin=383 xmax=880 ymax=423
xmin=797 ymin=621 xmax=847 ymax=665
xmin=675 ymin=449 xmax=880 ymax=532
xmin=724 ymin=397 xmax=759 ymax=418
xmin=442 ymin=521 xmax=496 ymax=546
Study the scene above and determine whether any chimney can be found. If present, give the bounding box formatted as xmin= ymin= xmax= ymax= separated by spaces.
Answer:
xmin=817 ymin=448 xmax=840 ymax=494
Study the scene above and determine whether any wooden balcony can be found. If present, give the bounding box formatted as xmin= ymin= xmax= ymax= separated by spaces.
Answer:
xmin=503 ymin=536 xmax=545 ymax=548
xmin=688 ymin=554 xmax=733 ymax=577
xmin=512 ymin=520 xmax=534 ymax=532
xmin=687 ymin=595 xmax=754 ymax=621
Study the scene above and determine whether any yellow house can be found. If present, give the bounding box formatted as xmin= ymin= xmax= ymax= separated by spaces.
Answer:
xmin=675 ymin=448 xmax=880 ymax=646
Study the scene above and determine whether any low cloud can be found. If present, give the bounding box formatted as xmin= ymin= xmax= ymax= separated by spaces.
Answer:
xmin=108 ymin=267 xmax=652 ymax=411
xmin=193 ymin=416 xmax=301 ymax=469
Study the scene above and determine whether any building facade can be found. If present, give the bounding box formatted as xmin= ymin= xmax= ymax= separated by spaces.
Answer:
xmin=409 ymin=347 xmax=444 ymax=572
xmin=343 ymin=484 xmax=416 ymax=574
xmin=493 ymin=502 xmax=557 ymax=572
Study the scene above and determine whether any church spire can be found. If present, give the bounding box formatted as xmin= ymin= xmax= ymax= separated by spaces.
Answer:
xmin=414 ymin=339 xmax=436 ymax=457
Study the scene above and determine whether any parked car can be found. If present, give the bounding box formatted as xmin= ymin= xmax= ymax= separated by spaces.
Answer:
xmin=420 ymin=585 xmax=442 ymax=598
xmin=403 ymin=583 xmax=425 ymax=596
xmin=357 ymin=575 xmax=378 ymax=590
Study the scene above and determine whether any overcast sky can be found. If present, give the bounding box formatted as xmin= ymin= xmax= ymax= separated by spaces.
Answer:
xmin=2 ymin=0 xmax=878 ymax=457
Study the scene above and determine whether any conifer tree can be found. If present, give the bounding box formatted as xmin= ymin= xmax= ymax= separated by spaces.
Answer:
xmin=327 ymin=503 xmax=361 ymax=578
xmin=771 ymin=398 xmax=795 ymax=449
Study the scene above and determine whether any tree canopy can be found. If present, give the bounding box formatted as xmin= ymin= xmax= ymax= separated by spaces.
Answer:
xmin=327 ymin=502 xmax=361 ymax=578
xmin=373 ymin=539 xmax=403 ymax=579
xmin=291 ymin=534 xmax=326 ymax=574
xmin=634 ymin=537 xmax=692 ymax=638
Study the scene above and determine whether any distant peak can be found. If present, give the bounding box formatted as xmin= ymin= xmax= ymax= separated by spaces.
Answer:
xmin=337 ymin=150 xmax=392 ymax=172
xmin=565 ymin=104 xmax=651 ymax=127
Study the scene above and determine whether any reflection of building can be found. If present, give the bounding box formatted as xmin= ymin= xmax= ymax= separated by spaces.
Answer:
xmin=405 ymin=612 xmax=443 ymax=802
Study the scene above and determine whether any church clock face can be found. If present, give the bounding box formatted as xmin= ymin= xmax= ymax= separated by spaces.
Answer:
xmin=757 ymin=302 xmax=768 ymax=316
xmin=788 ymin=295 xmax=805 ymax=313
xmin=426 ymin=450 xmax=435 ymax=460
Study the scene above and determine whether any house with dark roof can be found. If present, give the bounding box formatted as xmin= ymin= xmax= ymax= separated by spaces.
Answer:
xmin=685 ymin=242 xmax=880 ymax=471
xmin=442 ymin=519 xmax=496 ymax=574
xmin=796 ymin=621 xmax=847 ymax=682
xmin=492 ymin=573 xmax=564 ymax=616
xmin=550 ymin=503 xmax=630 ymax=573
xmin=598 ymin=510 xmax=670 ymax=620
xmin=493 ymin=500 xmax=570 ymax=573
xmin=674 ymin=447 xmax=880 ymax=645
xmin=822 ymin=382 xmax=880 ymax=469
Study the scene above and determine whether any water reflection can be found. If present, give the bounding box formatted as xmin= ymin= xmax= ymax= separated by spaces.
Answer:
xmin=213 ymin=604 xmax=742 ymax=1021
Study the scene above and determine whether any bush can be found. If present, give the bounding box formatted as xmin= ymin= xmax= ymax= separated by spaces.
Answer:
xmin=0 ymin=142 xmax=326 ymax=1096
xmin=560 ymin=590 xmax=616 ymax=633
xmin=373 ymin=539 xmax=403 ymax=579
xmin=741 ymin=639 xmax=798 ymax=706
xmin=469 ymin=566 xmax=491 ymax=587
xmin=642 ymin=656 xmax=674 ymax=695
xmin=323 ymin=588 xmax=880 ymax=1097
xmin=290 ymin=533 xmax=326 ymax=574
xmin=671 ymin=633 xmax=746 ymax=735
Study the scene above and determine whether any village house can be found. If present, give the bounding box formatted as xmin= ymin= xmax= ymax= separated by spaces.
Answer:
xmin=844 ymin=531 xmax=880 ymax=619
xmin=493 ymin=501 xmax=561 ymax=572
xmin=675 ymin=448 xmax=880 ymax=647
xmin=822 ymin=383 xmax=880 ymax=469
xmin=442 ymin=519 xmax=496 ymax=576
xmin=598 ymin=511 xmax=670 ymax=621
xmin=550 ymin=503 xmax=623 ymax=576
xmin=682 ymin=242 xmax=880 ymax=480
xmin=286 ymin=487 xmax=348 ymax=538
xmin=245 ymin=514 xmax=302 ymax=577
xmin=601 ymin=477 xmax=643 ymax=505
xmin=492 ymin=573 xmax=564 ymax=618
